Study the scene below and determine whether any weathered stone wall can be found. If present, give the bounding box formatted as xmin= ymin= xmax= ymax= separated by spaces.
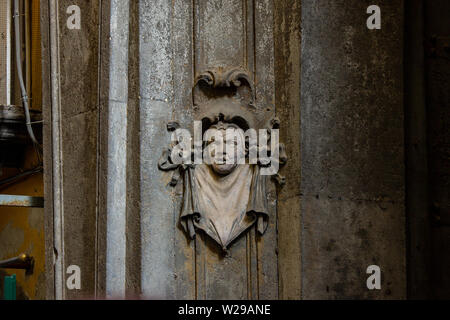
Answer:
xmin=41 ymin=0 xmax=416 ymax=300
xmin=301 ymin=0 xmax=406 ymax=299
xmin=42 ymin=0 xmax=102 ymax=299
xmin=137 ymin=0 xmax=289 ymax=300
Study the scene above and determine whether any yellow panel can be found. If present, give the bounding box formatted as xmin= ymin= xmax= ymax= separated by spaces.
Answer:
xmin=0 ymin=172 xmax=45 ymax=300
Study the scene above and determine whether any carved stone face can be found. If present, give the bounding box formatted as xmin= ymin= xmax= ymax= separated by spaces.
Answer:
xmin=158 ymin=68 xmax=285 ymax=250
xmin=207 ymin=122 xmax=245 ymax=176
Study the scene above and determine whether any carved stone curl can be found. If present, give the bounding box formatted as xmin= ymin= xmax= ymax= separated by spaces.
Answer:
xmin=158 ymin=67 xmax=286 ymax=251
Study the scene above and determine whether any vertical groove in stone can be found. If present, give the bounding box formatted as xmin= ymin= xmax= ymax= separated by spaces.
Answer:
xmin=246 ymin=0 xmax=259 ymax=300
xmin=96 ymin=0 xmax=112 ymax=299
xmin=404 ymin=0 xmax=431 ymax=299
xmin=274 ymin=0 xmax=302 ymax=300
xmin=48 ymin=0 xmax=63 ymax=300
xmin=41 ymin=0 xmax=55 ymax=300
xmin=124 ymin=0 xmax=142 ymax=299
xmin=254 ymin=0 xmax=278 ymax=300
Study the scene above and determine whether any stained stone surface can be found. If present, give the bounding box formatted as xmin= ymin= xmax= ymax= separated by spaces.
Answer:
xmin=42 ymin=0 xmax=412 ymax=300
xmin=301 ymin=0 xmax=406 ymax=299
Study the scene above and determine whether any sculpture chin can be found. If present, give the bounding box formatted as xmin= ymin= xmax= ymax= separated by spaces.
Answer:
xmin=211 ymin=163 xmax=237 ymax=175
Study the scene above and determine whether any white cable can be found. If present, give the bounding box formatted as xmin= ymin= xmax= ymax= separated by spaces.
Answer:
xmin=13 ymin=0 xmax=39 ymax=145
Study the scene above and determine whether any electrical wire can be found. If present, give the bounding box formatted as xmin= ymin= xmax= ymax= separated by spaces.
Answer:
xmin=13 ymin=0 xmax=39 ymax=146
xmin=0 ymin=3 xmax=43 ymax=188
xmin=0 ymin=166 xmax=43 ymax=189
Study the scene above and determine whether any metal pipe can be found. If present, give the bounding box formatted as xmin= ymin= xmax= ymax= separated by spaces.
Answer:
xmin=0 ymin=166 xmax=42 ymax=188
xmin=13 ymin=0 xmax=38 ymax=145
xmin=0 ymin=194 xmax=44 ymax=207
xmin=0 ymin=253 xmax=34 ymax=275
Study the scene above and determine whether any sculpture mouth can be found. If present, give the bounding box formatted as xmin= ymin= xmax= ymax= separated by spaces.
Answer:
xmin=211 ymin=162 xmax=237 ymax=175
